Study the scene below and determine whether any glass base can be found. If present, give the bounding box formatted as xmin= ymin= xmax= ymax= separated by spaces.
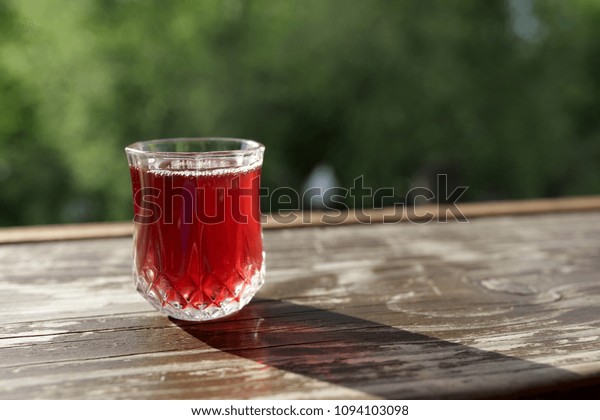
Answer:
xmin=134 ymin=264 xmax=265 ymax=321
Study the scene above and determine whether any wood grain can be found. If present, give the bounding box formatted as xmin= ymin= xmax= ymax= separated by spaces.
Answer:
xmin=1 ymin=195 xmax=600 ymax=243
xmin=1 ymin=212 xmax=600 ymax=399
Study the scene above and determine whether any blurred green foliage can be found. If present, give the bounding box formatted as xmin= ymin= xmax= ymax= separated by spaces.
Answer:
xmin=1 ymin=0 xmax=599 ymax=226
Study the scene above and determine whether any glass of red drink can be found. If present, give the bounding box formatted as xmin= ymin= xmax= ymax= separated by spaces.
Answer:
xmin=125 ymin=138 xmax=265 ymax=321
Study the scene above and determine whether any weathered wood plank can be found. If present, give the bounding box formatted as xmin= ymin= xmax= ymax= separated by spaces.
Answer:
xmin=264 ymin=195 xmax=600 ymax=228
xmin=1 ymin=196 xmax=600 ymax=244
xmin=0 ymin=212 xmax=600 ymax=398
xmin=0 ymin=222 xmax=134 ymax=244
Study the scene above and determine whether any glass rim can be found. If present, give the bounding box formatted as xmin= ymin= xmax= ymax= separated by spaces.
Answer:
xmin=125 ymin=137 xmax=265 ymax=158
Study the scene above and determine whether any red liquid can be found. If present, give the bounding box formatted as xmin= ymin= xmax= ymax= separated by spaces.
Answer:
xmin=129 ymin=166 xmax=264 ymax=318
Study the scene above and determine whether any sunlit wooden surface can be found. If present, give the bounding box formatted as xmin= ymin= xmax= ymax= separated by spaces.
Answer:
xmin=1 ymin=203 xmax=600 ymax=399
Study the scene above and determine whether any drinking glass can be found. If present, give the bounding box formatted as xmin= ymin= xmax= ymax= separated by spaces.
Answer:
xmin=125 ymin=138 xmax=265 ymax=321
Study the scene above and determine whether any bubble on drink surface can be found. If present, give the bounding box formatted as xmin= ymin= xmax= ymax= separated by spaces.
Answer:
xmin=148 ymin=159 xmax=262 ymax=178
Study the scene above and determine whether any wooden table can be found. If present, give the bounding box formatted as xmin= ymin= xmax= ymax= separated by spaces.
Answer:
xmin=1 ymin=198 xmax=600 ymax=399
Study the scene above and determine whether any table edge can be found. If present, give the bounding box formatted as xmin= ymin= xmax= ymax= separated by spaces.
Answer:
xmin=1 ymin=195 xmax=600 ymax=244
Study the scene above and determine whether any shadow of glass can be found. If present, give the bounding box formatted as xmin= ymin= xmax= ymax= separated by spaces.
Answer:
xmin=171 ymin=298 xmax=582 ymax=399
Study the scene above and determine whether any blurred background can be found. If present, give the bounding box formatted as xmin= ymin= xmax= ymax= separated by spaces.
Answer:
xmin=1 ymin=0 xmax=599 ymax=226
